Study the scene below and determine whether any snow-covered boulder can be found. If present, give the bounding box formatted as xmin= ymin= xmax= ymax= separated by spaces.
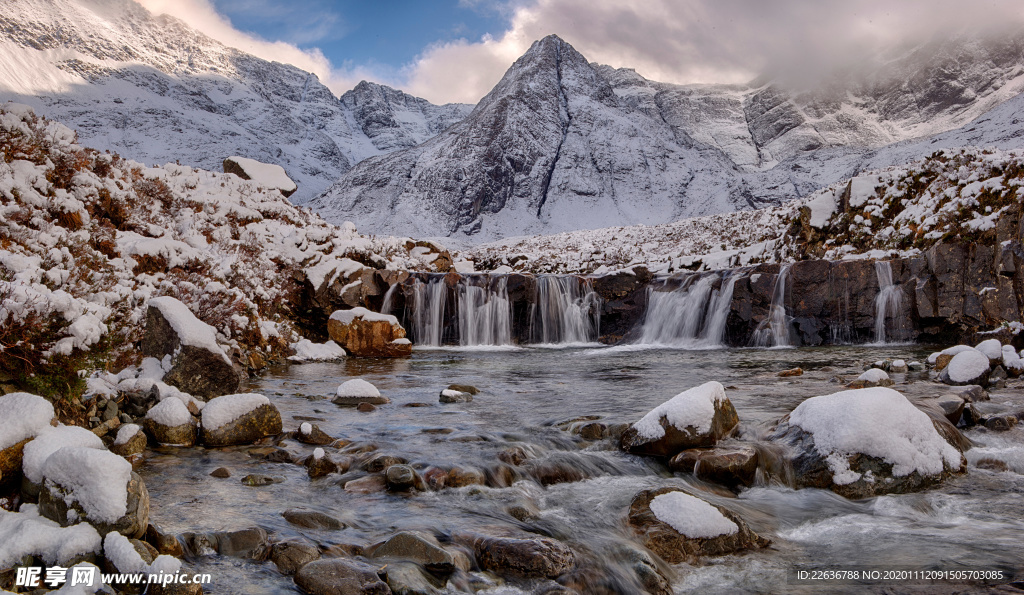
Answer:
xmin=769 ymin=388 xmax=967 ymax=498
xmin=0 ymin=505 xmax=102 ymax=569
xmin=0 ymin=392 xmax=55 ymax=479
xmin=439 ymin=388 xmax=473 ymax=403
xmin=627 ymin=487 xmax=769 ymax=564
xmin=1001 ymin=345 xmax=1024 ymax=377
xmin=889 ymin=359 xmax=908 ymax=373
xmin=940 ymin=350 xmax=992 ymax=386
xmin=38 ymin=447 xmax=150 ymax=538
xmin=327 ymin=308 xmax=412 ymax=358
xmin=620 ymin=382 xmax=739 ymax=457
xmin=929 ymin=345 xmax=977 ymax=371
xmin=974 ymin=338 xmax=1003 ymax=363
xmin=144 ymin=399 xmax=198 ymax=447
xmin=849 ymin=368 xmax=893 ymax=388
xmin=288 ymin=339 xmax=346 ymax=363
xmin=201 ymin=394 xmax=282 ymax=447
xmin=21 ymin=425 xmax=104 ymax=497
xmin=332 ymin=379 xmax=390 ymax=406
xmin=142 ymin=297 xmax=241 ymax=398
xmin=110 ymin=424 xmax=147 ymax=459
xmin=223 ymin=156 xmax=297 ymax=198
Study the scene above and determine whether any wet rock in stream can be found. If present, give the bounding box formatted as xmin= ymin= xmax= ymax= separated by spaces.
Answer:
xmin=294 ymin=557 xmax=390 ymax=595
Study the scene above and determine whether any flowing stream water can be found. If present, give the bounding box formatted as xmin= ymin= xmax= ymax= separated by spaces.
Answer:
xmin=139 ymin=345 xmax=1024 ymax=594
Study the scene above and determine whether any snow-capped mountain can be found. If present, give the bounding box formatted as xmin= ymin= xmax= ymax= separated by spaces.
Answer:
xmin=0 ymin=0 xmax=471 ymax=202
xmin=315 ymin=33 xmax=1024 ymax=240
xmin=312 ymin=36 xmax=747 ymax=239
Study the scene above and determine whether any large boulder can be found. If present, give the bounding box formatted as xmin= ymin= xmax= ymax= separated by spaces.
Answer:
xmin=201 ymin=394 xmax=282 ymax=447
xmin=223 ymin=156 xmax=297 ymax=198
xmin=769 ymin=388 xmax=967 ymax=498
xmin=294 ymin=558 xmax=391 ymax=595
xmin=0 ymin=392 xmax=56 ymax=480
xmin=143 ymin=297 xmax=241 ymax=398
xmin=21 ymin=425 xmax=104 ymax=497
xmin=627 ymin=487 xmax=769 ymax=564
xmin=372 ymin=531 xmax=457 ymax=574
xmin=620 ymin=382 xmax=739 ymax=457
xmin=327 ymin=308 xmax=412 ymax=357
xmin=38 ymin=447 xmax=150 ymax=538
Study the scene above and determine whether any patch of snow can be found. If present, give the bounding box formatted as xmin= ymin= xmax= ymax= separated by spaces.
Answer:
xmin=975 ymin=338 xmax=1003 ymax=360
xmin=0 ymin=505 xmax=101 ymax=568
xmin=946 ymin=350 xmax=992 ymax=383
xmin=41 ymin=447 xmax=132 ymax=524
xmin=225 ymin=156 xmax=297 ymax=194
xmin=145 ymin=398 xmax=193 ymax=428
xmin=201 ymin=393 xmax=271 ymax=431
xmin=288 ymin=339 xmax=346 ymax=363
xmin=313 ymin=447 xmax=325 ymax=459
xmin=0 ymin=392 xmax=54 ymax=450
xmin=336 ymin=379 xmax=380 ymax=398
xmin=113 ymin=424 xmax=142 ymax=446
xmin=330 ymin=307 xmax=399 ymax=326
xmin=148 ymin=297 xmax=231 ymax=365
xmin=299 ymin=422 xmax=312 ymax=435
xmin=104 ymin=532 xmax=181 ymax=577
xmin=789 ymin=387 xmax=962 ymax=485
xmin=632 ymin=381 xmax=726 ymax=441
xmin=858 ymin=369 xmax=890 ymax=383
xmin=649 ymin=491 xmax=738 ymax=538
xmin=22 ymin=425 xmax=104 ymax=484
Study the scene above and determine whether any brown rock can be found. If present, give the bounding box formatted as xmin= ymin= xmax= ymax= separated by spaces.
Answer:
xmin=778 ymin=368 xmax=803 ymax=377
xmin=146 ymin=524 xmax=185 ymax=557
xmin=327 ymin=308 xmax=412 ymax=358
xmin=344 ymin=474 xmax=387 ymax=493
xmin=627 ymin=487 xmax=769 ymax=564
xmin=446 ymin=467 xmax=485 ymax=488
xmin=144 ymin=416 xmax=198 ymax=447
xmin=210 ymin=467 xmax=231 ymax=478
xmin=110 ymin=427 xmax=148 ymax=458
xmin=620 ymin=389 xmax=740 ymax=457
xmin=668 ymin=446 xmax=760 ymax=488
xmin=201 ymin=401 xmax=283 ymax=447
xmin=294 ymin=558 xmax=390 ymax=595
xmin=364 ymin=453 xmax=408 ymax=473
xmin=372 ymin=531 xmax=456 ymax=574
xmin=457 ymin=532 xmax=575 ymax=579
xmin=271 ymin=539 xmax=321 ymax=575
xmin=282 ymin=509 xmax=346 ymax=530
xmin=305 ymin=453 xmax=341 ymax=478
xmin=357 ymin=403 xmax=377 ymax=413
xmin=296 ymin=424 xmax=335 ymax=445
xmin=935 ymin=354 xmax=954 ymax=371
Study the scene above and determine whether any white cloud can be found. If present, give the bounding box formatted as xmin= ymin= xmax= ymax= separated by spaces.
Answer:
xmin=136 ymin=0 xmax=1024 ymax=105
xmin=135 ymin=0 xmax=365 ymax=93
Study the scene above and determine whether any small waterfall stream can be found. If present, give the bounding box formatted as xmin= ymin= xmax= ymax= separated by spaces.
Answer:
xmin=531 ymin=276 xmax=601 ymax=344
xmin=751 ymin=264 xmax=792 ymax=347
xmin=399 ymin=274 xmax=600 ymax=347
xmin=873 ymin=260 xmax=906 ymax=344
xmin=637 ymin=272 xmax=739 ymax=348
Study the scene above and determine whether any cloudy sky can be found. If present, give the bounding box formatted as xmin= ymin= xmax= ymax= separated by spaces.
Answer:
xmin=137 ymin=0 xmax=1024 ymax=104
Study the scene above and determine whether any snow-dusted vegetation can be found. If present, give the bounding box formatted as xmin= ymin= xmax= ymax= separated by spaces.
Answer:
xmin=0 ymin=103 xmax=446 ymax=400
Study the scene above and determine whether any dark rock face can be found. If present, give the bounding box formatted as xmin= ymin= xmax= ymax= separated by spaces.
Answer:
xmin=294 ymin=558 xmax=391 ymax=595
xmin=627 ymin=487 xmax=769 ymax=564
xmin=142 ymin=303 xmax=240 ymax=398
xmin=592 ymin=267 xmax=653 ymax=344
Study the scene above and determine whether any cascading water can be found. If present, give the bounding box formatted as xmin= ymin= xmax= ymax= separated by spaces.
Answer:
xmin=410 ymin=277 xmax=448 ymax=346
xmin=637 ymin=272 xmax=738 ymax=348
xmin=531 ymin=276 xmax=601 ymax=344
xmin=751 ymin=264 xmax=792 ymax=348
xmin=457 ymin=276 xmax=512 ymax=346
xmin=380 ymin=283 xmax=400 ymax=317
xmin=873 ymin=260 xmax=906 ymax=344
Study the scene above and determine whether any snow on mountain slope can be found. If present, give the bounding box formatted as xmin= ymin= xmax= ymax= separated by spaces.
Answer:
xmin=314 ymin=32 xmax=1024 ymax=241
xmin=0 ymin=0 xmax=471 ymax=203
xmin=312 ymin=36 xmax=749 ymax=240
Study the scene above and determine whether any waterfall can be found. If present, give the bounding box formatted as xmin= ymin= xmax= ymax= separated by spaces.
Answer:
xmin=531 ymin=276 xmax=601 ymax=344
xmin=457 ymin=276 xmax=512 ymax=346
xmin=410 ymin=277 xmax=448 ymax=346
xmin=873 ymin=261 xmax=906 ymax=344
xmin=751 ymin=264 xmax=792 ymax=347
xmin=828 ymin=268 xmax=853 ymax=345
xmin=637 ymin=272 xmax=738 ymax=348
xmin=380 ymin=283 xmax=400 ymax=316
